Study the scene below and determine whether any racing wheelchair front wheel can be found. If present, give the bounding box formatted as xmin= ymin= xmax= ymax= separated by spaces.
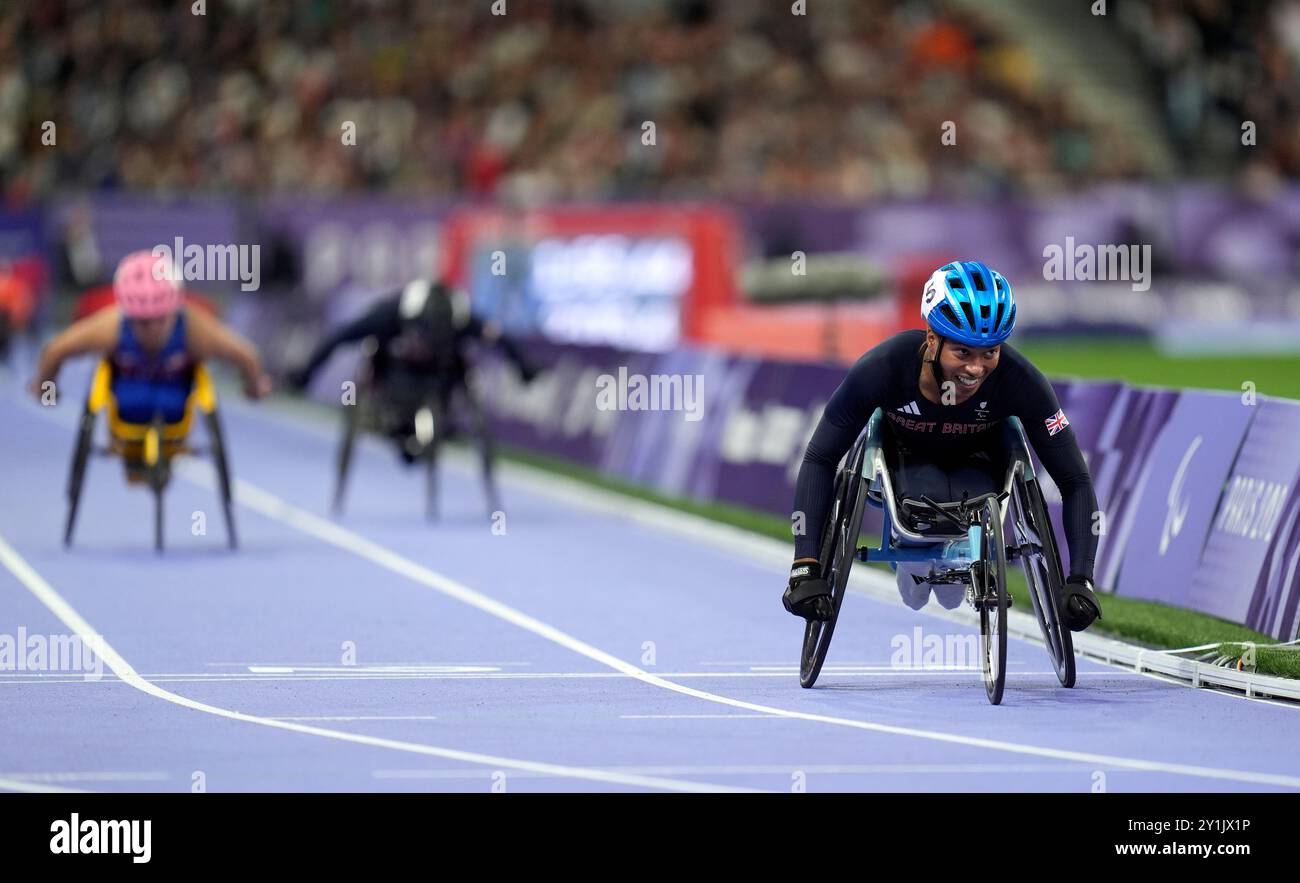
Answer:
xmin=1011 ymin=475 xmax=1075 ymax=687
xmin=976 ymin=497 xmax=1008 ymax=705
xmin=333 ymin=392 xmax=366 ymax=516
xmin=799 ymin=437 xmax=868 ymax=689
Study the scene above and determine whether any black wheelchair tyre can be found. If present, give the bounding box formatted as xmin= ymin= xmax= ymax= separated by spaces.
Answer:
xmin=206 ymin=410 xmax=238 ymax=550
xmin=978 ymin=498 xmax=1009 ymax=705
xmin=63 ymin=409 xmax=97 ymax=548
xmin=799 ymin=437 xmax=869 ymax=688
xmin=1011 ymin=476 xmax=1076 ymax=687
xmin=332 ymin=392 xmax=364 ymax=515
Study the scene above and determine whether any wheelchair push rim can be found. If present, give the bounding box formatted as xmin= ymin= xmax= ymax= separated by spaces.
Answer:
xmin=977 ymin=497 xmax=1008 ymax=706
xmin=1011 ymin=477 xmax=1076 ymax=688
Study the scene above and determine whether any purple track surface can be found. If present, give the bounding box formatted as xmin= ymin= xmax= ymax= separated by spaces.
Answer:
xmin=1 ymin=363 xmax=1298 ymax=793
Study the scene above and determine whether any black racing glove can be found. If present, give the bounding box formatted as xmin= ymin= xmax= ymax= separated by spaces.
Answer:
xmin=783 ymin=561 xmax=833 ymax=622
xmin=1064 ymin=576 xmax=1102 ymax=632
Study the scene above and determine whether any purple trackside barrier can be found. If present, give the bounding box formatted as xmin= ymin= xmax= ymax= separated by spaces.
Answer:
xmin=1190 ymin=398 xmax=1300 ymax=638
xmin=1116 ymin=392 xmax=1256 ymax=609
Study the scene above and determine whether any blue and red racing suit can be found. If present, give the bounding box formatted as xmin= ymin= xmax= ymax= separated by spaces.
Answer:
xmin=109 ymin=312 xmax=196 ymax=425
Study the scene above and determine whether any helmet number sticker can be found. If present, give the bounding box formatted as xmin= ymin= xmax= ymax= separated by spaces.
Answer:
xmin=922 ymin=282 xmax=940 ymax=315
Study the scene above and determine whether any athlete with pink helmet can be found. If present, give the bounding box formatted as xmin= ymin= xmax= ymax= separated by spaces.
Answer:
xmin=32 ymin=249 xmax=271 ymax=417
xmin=111 ymin=249 xmax=185 ymax=318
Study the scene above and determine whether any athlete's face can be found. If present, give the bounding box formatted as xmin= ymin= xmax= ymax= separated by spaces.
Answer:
xmin=927 ymin=331 xmax=1000 ymax=403
xmin=128 ymin=314 xmax=175 ymax=352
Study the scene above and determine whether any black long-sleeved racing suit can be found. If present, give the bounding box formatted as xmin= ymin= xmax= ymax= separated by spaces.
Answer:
xmin=296 ymin=291 xmax=531 ymax=390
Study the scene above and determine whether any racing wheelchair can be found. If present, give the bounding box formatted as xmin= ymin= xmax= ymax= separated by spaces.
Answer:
xmin=800 ymin=408 xmax=1075 ymax=705
xmin=332 ymin=337 xmax=501 ymax=520
xmin=64 ymin=359 xmax=237 ymax=552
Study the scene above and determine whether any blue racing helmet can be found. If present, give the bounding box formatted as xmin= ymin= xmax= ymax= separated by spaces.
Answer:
xmin=920 ymin=260 xmax=1016 ymax=347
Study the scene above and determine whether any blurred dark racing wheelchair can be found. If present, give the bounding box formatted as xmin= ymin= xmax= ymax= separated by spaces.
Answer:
xmin=332 ymin=336 xmax=501 ymax=520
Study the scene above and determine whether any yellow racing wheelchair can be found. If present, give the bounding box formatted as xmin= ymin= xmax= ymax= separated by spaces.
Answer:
xmin=63 ymin=360 xmax=237 ymax=552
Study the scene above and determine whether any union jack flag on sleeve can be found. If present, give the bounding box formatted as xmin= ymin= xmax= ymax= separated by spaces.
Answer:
xmin=1045 ymin=409 xmax=1070 ymax=436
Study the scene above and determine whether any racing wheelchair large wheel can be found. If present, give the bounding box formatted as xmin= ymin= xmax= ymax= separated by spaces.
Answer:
xmin=333 ymin=394 xmax=363 ymax=516
xmin=799 ymin=434 xmax=869 ymax=689
xmin=1010 ymin=473 xmax=1076 ymax=687
xmin=333 ymin=338 xmax=380 ymax=517
xmin=205 ymin=409 xmax=238 ymax=549
xmin=976 ymin=497 xmax=1009 ymax=705
xmin=462 ymin=384 xmax=502 ymax=517
xmin=63 ymin=407 xmax=98 ymax=548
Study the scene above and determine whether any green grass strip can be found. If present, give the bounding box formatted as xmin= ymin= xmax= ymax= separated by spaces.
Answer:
xmin=1015 ymin=337 xmax=1300 ymax=400
xmin=1213 ymin=643 xmax=1300 ymax=680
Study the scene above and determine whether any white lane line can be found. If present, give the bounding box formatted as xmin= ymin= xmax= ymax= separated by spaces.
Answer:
xmin=269 ymin=716 xmax=439 ymax=722
xmin=0 ymin=776 xmax=88 ymax=793
xmin=0 ymin=533 xmax=756 ymax=795
xmin=247 ymin=665 xmax=500 ymax=674
xmin=619 ymin=714 xmax=780 ymax=720
xmin=0 ymin=771 xmax=168 ymax=783
xmin=206 ymin=661 xmax=533 ymax=668
xmin=373 ymin=762 xmax=1099 ymax=780
xmin=749 ymin=665 xmax=982 ymax=672
xmin=179 ymin=466 xmax=1300 ymax=790
xmin=0 ymin=669 xmax=1142 ymax=684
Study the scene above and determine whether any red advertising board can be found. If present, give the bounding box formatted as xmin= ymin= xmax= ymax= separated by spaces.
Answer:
xmin=439 ymin=205 xmax=740 ymax=352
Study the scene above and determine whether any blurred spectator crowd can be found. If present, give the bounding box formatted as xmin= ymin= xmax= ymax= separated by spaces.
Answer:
xmin=1115 ymin=0 xmax=1300 ymax=178
xmin=0 ymin=0 xmax=1293 ymax=203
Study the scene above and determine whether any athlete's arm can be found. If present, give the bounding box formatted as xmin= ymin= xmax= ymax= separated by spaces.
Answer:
xmin=294 ymin=297 xmax=401 ymax=388
xmin=792 ymin=346 xmax=893 ymax=561
xmin=186 ymin=306 xmax=271 ymax=399
xmin=1013 ymin=359 xmax=1099 ymax=582
xmin=30 ymin=306 xmax=120 ymax=398
xmin=466 ymin=316 xmax=536 ymax=380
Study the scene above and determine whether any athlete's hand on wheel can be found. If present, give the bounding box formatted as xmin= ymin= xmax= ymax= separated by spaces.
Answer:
xmin=783 ymin=561 xmax=834 ymax=622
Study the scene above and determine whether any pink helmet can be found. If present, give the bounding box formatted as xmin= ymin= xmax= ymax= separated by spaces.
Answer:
xmin=113 ymin=250 xmax=182 ymax=319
